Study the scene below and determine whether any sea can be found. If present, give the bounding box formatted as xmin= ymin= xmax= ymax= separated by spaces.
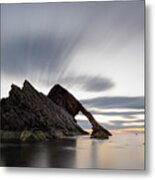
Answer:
xmin=0 ymin=130 xmax=144 ymax=169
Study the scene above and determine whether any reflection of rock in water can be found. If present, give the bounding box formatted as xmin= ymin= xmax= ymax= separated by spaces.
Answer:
xmin=45 ymin=139 xmax=77 ymax=168
xmin=0 ymin=133 xmax=144 ymax=169
xmin=0 ymin=139 xmax=77 ymax=168
xmin=75 ymin=137 xmax=100 ymax=168
xmin=0 ymin=143 xmax=38 ymax=167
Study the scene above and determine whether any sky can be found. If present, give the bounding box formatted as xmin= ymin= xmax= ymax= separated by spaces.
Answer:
xmin=1 ymin=1 xmax=145 ymax=130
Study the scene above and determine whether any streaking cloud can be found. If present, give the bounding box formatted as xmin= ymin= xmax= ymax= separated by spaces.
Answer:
xmin=1 ymin=1 xmax=144 ymax=98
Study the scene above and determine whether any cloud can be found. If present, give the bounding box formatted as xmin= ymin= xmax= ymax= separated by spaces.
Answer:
xmin=1 ymin=2 xmax=144 ymax=80
xmin=1 ymin=35 xmax=79 ymax=77
xmin=1 ymin=2 xmax=144 ymax=98
xmin=77 ymin=119 xmax=144 ymax=130
xmin=41 ymin=75 xmax=114 ymax=92
xmin=81 ymin=96 xmax=144 ymax=109
xmin=90 ymin=110 xmax=144 ymax=118
xmin=1 ymin=2 xmax=101 ymax=80
xmin=101 ymin=123 xmax=144 ymax=131
xmin=106 ymin=119 xmax=145 ymax=130
xmin=109 ymin=119 xmax=144 ymax=125
xmin=81 ymin=76 xmax=114 ymax=92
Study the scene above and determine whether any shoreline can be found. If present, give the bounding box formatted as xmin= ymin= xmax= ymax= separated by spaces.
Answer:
xmin=0 ymin=131 xmax=144 ymax=169
xmin=0 ymin=127 xmax=144 ymax=143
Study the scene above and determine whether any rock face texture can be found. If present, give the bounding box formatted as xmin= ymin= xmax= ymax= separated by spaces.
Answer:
xmin=1 ymin=81 xmax=87 ymax=142
xmin=1 ymin=80 xmax=112 ymax=142
xmin=48 ymin=84 xmax=112 ymax=139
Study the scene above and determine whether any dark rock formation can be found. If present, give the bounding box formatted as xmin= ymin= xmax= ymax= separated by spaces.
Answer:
xmin=48 ymin=84 xmax=112 ymax=139
xmin=1 ymin=81 xmax=87 ymax=142
xmin=1 ymin=80 xmax=112 ymax=142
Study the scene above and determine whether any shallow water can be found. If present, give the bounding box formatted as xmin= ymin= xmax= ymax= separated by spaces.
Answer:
xmin=0 ymin=132 xmax=144 ymax=169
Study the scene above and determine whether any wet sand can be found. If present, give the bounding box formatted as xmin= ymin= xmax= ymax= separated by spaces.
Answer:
xmin=0 ymin=131 xmax=144 ymax=169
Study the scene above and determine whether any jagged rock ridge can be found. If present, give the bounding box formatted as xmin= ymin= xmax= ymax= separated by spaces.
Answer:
xmin=1 ymin=80 xmax=87 ymax=142
xmin=1 ymin=80 xmax=112 ymax=142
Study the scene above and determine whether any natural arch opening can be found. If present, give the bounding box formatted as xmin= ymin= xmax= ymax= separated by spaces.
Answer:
xmin=75 ymin=111 xmax=92 ymax=131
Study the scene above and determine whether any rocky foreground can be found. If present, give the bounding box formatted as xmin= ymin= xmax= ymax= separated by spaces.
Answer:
xmin=0 ymin=80 xmax=111 ymax=142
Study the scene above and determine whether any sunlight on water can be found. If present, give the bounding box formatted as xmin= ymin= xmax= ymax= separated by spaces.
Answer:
xmin=75 ymin=132 xmax=144 ymax=169
xmin=0 ymin=131 xmax=144 ymax=169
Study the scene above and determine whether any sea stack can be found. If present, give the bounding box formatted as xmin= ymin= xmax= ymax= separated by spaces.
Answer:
xmin=48 ymin=84 xmax=112 ymax=139
xmin=0 ymin=80 xmax=87 ymax=142
xmin=0 ymin=80 xmax=111 ymax=142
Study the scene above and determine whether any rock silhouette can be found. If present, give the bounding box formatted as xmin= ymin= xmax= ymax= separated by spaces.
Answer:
xmin=1 ymin=80 xmax=111 ymax=142
xmin=48 ymin=84 xmax=112 ymax=139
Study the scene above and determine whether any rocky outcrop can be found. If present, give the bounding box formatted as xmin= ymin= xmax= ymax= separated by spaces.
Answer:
xmin=1 ymin=81 xmax=87 ymax=142
xmin=1 ymin=80 xmax=112 ymax=142
xmin=48 ymin=84 xmax=112 ymax=139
